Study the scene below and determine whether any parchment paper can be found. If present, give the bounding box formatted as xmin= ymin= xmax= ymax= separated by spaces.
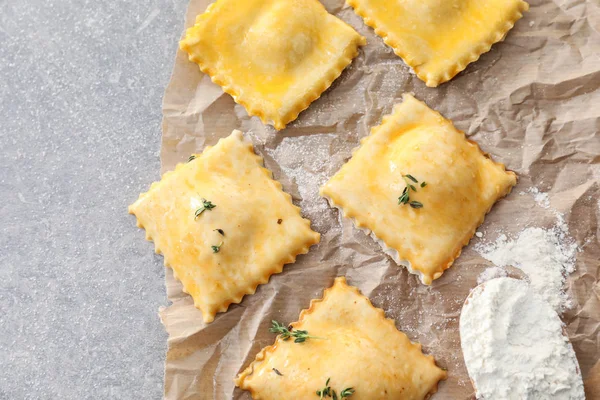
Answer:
xmin=158 ymin=0 xmax=600 ymax=398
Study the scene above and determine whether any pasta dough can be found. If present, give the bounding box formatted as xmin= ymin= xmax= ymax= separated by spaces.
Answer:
xmin=321 ymin=94 xmax=517 ymax=284
xmin=129 ymin=130 xmax=320 ymax=323
xmin=236 ymin=277 xmax=447 ymax=399
xmin=347 ymin=0 xmax=529 ymax=87
xmin=180 ymin=0 xmax=366 ymax=129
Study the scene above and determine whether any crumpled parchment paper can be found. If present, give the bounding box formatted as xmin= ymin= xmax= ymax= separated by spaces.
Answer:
xmin=157 ymin=0 xmax=600 ymax=398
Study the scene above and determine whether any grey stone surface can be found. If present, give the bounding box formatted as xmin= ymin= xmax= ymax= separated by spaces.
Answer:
xmin=0 ymin=0 xmax=188 ymax=398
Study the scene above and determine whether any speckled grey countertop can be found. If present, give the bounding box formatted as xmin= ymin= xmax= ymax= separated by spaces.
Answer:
xmin=1 ymin=1 xmax=188 ymax=398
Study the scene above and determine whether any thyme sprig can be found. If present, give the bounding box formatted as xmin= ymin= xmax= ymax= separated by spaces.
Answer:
xmin=316 ymin=378 xmax=354 ymax=399
xmin=188 ymin=155 xmax=197 ymax=162
xmin=398 ymin=174 xmax=426 ymax=209
xmin=211 ymin=241 xmax=223 ymax=253
xmin=194 ymin=198 xmax=216 ymax=219
xmin=317 ymin=378 xmax=332 ymax=400
xmin=269 ymin=320 xmax=323 ymax=343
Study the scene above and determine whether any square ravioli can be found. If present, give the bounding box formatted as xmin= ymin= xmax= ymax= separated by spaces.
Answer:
xmin=129 ymin=130 xmax=320 ymax=323
xmin=320 ymin=95 xmax=517 ymax=284
xmin=180 ymin=0 xmax=366 ymax=130
xmin=347 ymin=0 xmax=529 ymax=87
xmin=235 ymin=277 xmax=447 ymax=399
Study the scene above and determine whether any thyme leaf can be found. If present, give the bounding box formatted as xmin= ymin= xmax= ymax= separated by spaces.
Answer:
xmin=188 ymin=155 xmax=196 ymax=162
xmin=316 ymin=378 xmax=354 ymax=399
xmin=211 ymin=241 xmax=223 ymax=253
xmin=409 ymin=201 xmax=423 ymax=209
xmin=405 ymin=174 xmax=418 ymax=183
xmin=214 ymin=228 xmax=225 ymax=236
xmin=272 ymin=368 xmax=283 ymax=376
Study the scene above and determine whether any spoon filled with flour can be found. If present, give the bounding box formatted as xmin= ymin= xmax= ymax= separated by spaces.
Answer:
xmin=460 ymin=277 xmax=584 ymax=400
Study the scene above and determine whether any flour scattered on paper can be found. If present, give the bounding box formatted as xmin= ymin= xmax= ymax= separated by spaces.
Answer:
xmin=519 ymin=186 xmax=550 ymax=208
xmin=528 ymin=187 xmax=550 ymax=208
xmin=268 ymin=135 xmax=335 ymax=230
xmin=476 ymin=213 xmax=577 ymax=313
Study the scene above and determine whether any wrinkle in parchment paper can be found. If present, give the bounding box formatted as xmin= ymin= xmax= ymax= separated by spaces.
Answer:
xmin=157 ymin=0 xmax=600 ymax=398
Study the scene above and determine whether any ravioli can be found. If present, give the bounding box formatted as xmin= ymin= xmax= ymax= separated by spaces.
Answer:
xmin=320 ymin=94 xmax=516 ymax=284
xmin=236 ymin=277 xmax=447 ymax=399
xmin=347 ymin=0 xmax=529 ymax=87
xmin=180 ymin=0 xmax=366 ymax=130
xmin=129 ymin=131 xmax=320 ymax=323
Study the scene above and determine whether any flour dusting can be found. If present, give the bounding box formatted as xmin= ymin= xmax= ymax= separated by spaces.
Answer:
xmin=475 ymin=215 xmax=577 ymax=313
xmin=528 ymin=187 xmax=551 ymax=208
xmin=477 ymin=266 xmax=507 ymax=284
xmin=268 ymin=135 xmax=335 ymax=230
xmin=519 ymin=186 xmax=551 ymax=208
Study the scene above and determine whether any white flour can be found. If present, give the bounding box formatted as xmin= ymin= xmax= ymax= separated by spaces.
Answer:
xmin=476 ymin=266 xmax=507 ymax=284
xmin=267 ymin=135 xmax=335 ymax=230
xmin=460 ymin=278 xmax=585 ymax=400
xmin=525 ymin=186 xmax=551 ymax=209
xmin=475 ymin=215 xmax=577 ymax=313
